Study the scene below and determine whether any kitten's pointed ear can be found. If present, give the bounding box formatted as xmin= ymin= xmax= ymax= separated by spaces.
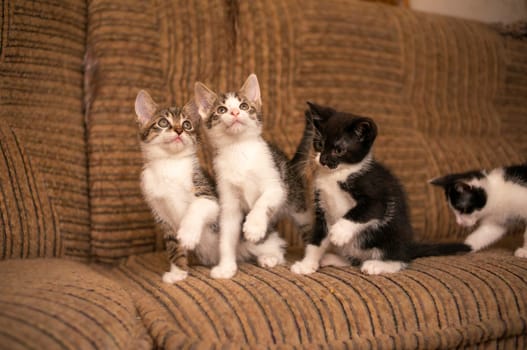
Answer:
xmin=194 ymin=82 xmax=217 ymax=120
xmin=429 ymin=176 xmax=448 ymax=187
xmin=240 ymin=74 xmax=261 ymax=108
xmin=182 ymin=99 xmax=200 ymax=125
xmin=306 ymin=101 xmax=334 ymax=125
xmin=351 ymin=118 xmax=377 ymax=143
xmin=135 ymin=90 xmax=158 ymax=126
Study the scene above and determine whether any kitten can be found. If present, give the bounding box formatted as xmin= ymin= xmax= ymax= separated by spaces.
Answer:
xmin=430 ymin=164 xmax=527 ymax=258
xmin=291 ymin=102 xmax=471 ymax=275
xmin=193 ymin=74 xmax=312 ymax=279
xmin=135 ymin=90 xmax=220 ymax=283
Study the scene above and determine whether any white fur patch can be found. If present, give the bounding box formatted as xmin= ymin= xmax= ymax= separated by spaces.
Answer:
xmin=329 ymin=219 xmax=378 ymax=247
xmin=291 ymin=240 xmax=330 ymax=275
xmin=162 ymin=264 xmax=188 ymax=283
xmin=315 ymin=153 xmax=372 ymax=225
xmin=360 ymin=260 xmax=407 ymax=275
xmin=514 ymin=247 xmax=527 ymax=258
xmin=464 ymin=222 xmax=507 ymax=251
xmin=210 ymin=262 xmax=238 ymax=279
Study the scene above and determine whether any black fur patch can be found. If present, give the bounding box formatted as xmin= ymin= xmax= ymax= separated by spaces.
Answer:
xmin=504 ymin=163 xmax=527 ymax=186
xmin=430 ymin=170 xmax=487 ymax=214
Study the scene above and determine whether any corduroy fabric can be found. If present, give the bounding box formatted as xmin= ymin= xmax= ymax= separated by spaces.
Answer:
xmin=85 ymin=0 xmax=527 ymax=263
xmin=0 ymin=259 xmax=152 ymax=350
xmin=115 ymin=250 xmax=527 ymax=348
xmin=0 ymin=0 xmax=90 ymax=260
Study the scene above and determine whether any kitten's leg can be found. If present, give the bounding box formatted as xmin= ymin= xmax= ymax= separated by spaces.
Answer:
xmin=291 ymin=191 xmax=329 ymax=274
xmin=361 ymin=260 xmax=407 ymax=275
xmin=291 ymin=210 xmax=313 ymax=243
xmin=291 ymin=239 xmax=330 ymax=274
xmin=246 ymin=231 xmax=286 ymax=268
xmin=514 ymin=226 xmax=527 ymax=258
xmin=320 ymin=253 xmax=350 ymax=267
xmin=329 ymin=219 xmax=376 ymax=247
xmin=329 ymin=197 xmax=384 ymax=247
xmin=178 ymin=197 xmax=219 ymax=250
xmin=162 ymin=236 xmax=189 ymax=283
xmin=243 ymin=186 xmax=286 ymax=243
xmin=211 ymin=189 xmax=243 ymax=279
xmin=464 ymin=222 xmax=507 ymax=252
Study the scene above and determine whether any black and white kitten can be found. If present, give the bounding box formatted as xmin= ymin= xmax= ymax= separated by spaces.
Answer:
xmin=430 ymin=164 xmax=527 ymax=258
xmin=194 ymin=74 xmax=312 ymax=279
xmin=291 ymin=102 xmax=471 ymax=275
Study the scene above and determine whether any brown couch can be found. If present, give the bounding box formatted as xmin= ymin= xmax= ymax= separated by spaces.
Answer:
xmin=1 ymin=0 xmax=526 ymax=348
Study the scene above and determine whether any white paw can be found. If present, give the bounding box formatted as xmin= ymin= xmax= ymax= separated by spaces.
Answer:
xmin=243 ymin=211 xmax=268 ymax=243
xmin=514 ymin=247 xmax=527 ymax=258
xmin=210 ymin=262 xmax=237 ymax=279
xmin=360 ymin=260 xmax=406 ymax=275
xmin=162 ymin=269 xmax=188 ymax=284
xmin=257 ymin=255 xmax=284 ymax=268
xmin=177 ymin=227 xmax=201 ymax=250
xmin=329 ymin=220 xmax=355 ymax=246
xmin=291 ymin=260 xmax=319 ymax=275
xmin=320 ymin=253 xmax=350 ymax=267
xmin=464 ymin=236 xmax=482 ymax=252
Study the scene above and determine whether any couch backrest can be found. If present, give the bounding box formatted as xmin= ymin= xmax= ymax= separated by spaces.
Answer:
xmin=85 ymin=0 xmax=527 ymax=263
xmin=0 ymin=0 xmax=90 ymax=260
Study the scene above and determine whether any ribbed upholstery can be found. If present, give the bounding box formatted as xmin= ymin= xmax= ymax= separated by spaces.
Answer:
xmin=0 ymin=259 xmax=151 ymax=350
xmin=0 ymin=0 xmax=90 ymax=260
xmin=116 ymin=250 xmax=527 ymax=348
xmin=86 ymin=0 xmax=526 ymax=262
xmin=1 ymin=0 xmax=526 ymax=348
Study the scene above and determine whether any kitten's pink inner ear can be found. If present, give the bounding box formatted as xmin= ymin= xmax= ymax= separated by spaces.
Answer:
xmin=240 ymin=74 xmax=261 ymax=106
xmin=135 ymin=90 xmax=158 ymax=125
xmin=194 ymin=82 xmax=217 ymax=119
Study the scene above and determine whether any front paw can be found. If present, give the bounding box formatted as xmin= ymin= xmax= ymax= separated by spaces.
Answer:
xmin=514 ymin=247 xmax=527 ymax=258
xmin=162 ymin=269 xmax=188 ymax=283
xmin=291 ymin=260 xmax=319 ymax=275
xmin=177 ymin=226 xmax=201 ymax=250
xmin=210 ymin=262 xmax=237 ymax=279
xmin=243 ymin=211 xmax=268 ymax=243
xmin=329 ymin=220 xmax=354 ymax=246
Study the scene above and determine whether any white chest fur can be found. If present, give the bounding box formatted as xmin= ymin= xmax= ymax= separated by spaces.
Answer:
xmin=481 ymin=169 xmax=527 ymax=222
xmin=315 ymin=166 xmax=357 ymax=225
xmin=141 ymin=157 xmax=195 ymax=225
xmin=214 ymin=138 xmax=281 ymax=209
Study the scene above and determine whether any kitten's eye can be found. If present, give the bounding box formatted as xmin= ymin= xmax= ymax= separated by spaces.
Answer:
xmin=333 ymin=146 xmax=345 ymax=157
xmin=182 ymin=120 xmax=192 ymax=131
xmin=313 ymin=139 xmax=323 ymax=151
xmin=157 ymin=118 xmax=169 ymax=128
xmin=217 ymin=106 xmax=228 ymax=114
xmin=239 ymin=102 xmax=249 ymax=111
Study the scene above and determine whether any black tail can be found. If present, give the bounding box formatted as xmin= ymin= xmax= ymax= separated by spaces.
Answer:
xmin=409 ymin=242 xmax=471 ymax=260
xmin=289 ymin=109 xmax=314 ymax=169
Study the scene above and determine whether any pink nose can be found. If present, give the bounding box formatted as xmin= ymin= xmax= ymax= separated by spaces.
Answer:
xmin=231 ymin=109 xmax=240 ymax=117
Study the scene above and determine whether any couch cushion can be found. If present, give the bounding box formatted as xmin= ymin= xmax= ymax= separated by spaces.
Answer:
xmin=85 ymin=0 xmax=527 ymax=263
xmin=0 ymin=0 xmax=90 ymax=260
xmin=114 ymin=251 xmax=527 ymax=348
xmin=0 ymin=259 xmax=152 ymax=349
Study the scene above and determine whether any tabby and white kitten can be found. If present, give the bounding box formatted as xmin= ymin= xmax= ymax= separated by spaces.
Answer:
xmin=430 ymin=164 xmax=527 ymax=258
xmin=291 ymin=102 xmax=471 ymax=275
xmin=194 ymin=74 xmax=312 ymax=279
xmin=135 ymin=90 xmax=221 ymax=283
